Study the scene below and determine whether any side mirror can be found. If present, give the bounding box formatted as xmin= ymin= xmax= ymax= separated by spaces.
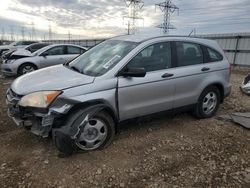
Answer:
xmin=119 ymin=67 xmax=146 ymax=78
xmin=42 ymin=52 xmax=48 ymax=57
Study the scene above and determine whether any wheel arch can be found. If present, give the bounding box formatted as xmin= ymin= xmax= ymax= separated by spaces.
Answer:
xmin=65 ymin=99 xmax=119 ymax=130
xmin=200 ymin=83 xmax=224 ymax=103
xmin=17 ymin=62 xmax=38 ymax=74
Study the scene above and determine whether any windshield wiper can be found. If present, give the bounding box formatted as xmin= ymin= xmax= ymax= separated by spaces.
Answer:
xmin=64 ymin=64 xmax=82 ymax=73
xmin=71 ymin=66 xmax=81 ymax=73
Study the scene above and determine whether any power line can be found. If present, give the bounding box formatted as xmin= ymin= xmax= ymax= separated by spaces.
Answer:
xmin=155 ymin=0 xmax=179 ymax=34
xmin=180 ymin=21 xmax=250 ymax=29
xmin=123 ymin=0 xmax=144 ymax=35
xmin=180 ymin=4 xmax=250 ymax=12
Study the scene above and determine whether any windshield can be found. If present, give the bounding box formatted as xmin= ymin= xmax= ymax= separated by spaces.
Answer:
xmin=26 ymin=43 xmax=49 ymax=53
xmin=9 ymin=42 xmax=17 ymax=46
xmin=68 ymin=40 xmax=138 ymax=76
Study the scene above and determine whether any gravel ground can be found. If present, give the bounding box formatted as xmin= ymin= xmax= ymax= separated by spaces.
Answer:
xmin=0 ymin=70 xmax=250 ymax=188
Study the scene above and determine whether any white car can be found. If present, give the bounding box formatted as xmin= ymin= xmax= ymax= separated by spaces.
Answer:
xmin=12 ymin=43 xmax=51 ymax=56
xmin=1 ymin=43 xmax=51 ymax=61
xmin=0 ymin=41 xmax=37 ymax=56
xmin=1 ymin=44 xmax=87 ymax=76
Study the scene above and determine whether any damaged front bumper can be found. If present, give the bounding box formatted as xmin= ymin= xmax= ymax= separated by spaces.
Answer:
xmin=240 ymin=74 xmax=250 ymax=95
xmin=6 ymin=89 xmax=73 ymax=137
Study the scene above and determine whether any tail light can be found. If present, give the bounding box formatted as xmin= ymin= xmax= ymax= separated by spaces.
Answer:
xmin=223 ymin=50 xmax=231 ymax=77
xmin=229 ymin=63 xmax=232 ymax=77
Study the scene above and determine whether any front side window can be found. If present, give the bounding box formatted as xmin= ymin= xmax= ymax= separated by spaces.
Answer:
xmin=126 ymin=42 xmax=172 ymax=72
xmin=44 ymin=46 xmax=65 ymax=56
xmin=207 ymin=47 xmax=223 ymax=62
xmin=23 ymin=41 xmax=36 ymax=45
xmin=176 ymin=42 xmax=203 ymax=67
xmin=68 ymin=40 xmax=138 ymax=76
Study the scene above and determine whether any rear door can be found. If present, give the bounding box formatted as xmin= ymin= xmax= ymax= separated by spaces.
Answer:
xmin=118 ymin=42 xmax=175 ymax=121
xmin=172 ymin=41 xmax=215 ymax=108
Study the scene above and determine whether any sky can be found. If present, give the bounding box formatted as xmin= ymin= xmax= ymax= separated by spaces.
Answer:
xmin=0 ymin=0 xmax=249 ymax=40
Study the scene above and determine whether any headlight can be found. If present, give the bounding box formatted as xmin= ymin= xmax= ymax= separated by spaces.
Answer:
xmin=18 ymin=91 xmax=62 ymax=108
xmin=6 ymin=59 xmax=16 ymax=64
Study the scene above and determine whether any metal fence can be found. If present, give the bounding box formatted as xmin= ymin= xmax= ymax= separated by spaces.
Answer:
xmin=199 ymin=33 xmax=250 ymax=67
xmin=44 ymin=33 xmax=250 ymax=67
xmin=43 ymin=39 xmax=105 ymax=49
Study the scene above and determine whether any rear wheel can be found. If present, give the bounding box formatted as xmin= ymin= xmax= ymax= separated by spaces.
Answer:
xmin=194 ymin=86 xmax=221 ymax=118
xmin=18 ymin=63 xmax=37 ymax=75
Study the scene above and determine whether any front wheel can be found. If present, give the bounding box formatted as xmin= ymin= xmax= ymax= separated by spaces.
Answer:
xmin=18 ymin=63 xmax=37 ymax=75
xmin=56 ymin=109 xmax=115 ymax=153
xmin=194 ymin=86 xmax=221 ymax=118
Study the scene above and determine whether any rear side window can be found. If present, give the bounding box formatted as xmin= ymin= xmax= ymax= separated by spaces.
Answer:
xmin=207 ymin=47 xmax=223 ymax=62
xmin=176 ymin=42 xmax=203 ymax=67
xmin=67 ymin=46 xmax=83 ymax=54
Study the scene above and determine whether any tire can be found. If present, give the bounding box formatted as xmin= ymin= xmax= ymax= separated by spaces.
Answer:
xmin=194 ymin=86 xmax=221 ymax=119
xmin=18 ymin=63 xmax=37 ymax=75
xmin=61 ymin=109 xmax=115 ymax=152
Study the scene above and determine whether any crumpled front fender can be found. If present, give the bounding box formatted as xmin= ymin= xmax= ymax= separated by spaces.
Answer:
xmin=52 ymin=104 xmax=106 ymax=156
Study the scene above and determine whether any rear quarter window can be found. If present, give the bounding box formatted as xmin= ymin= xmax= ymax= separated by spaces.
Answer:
xmin=67 ymin=46 xmax=82 ymax=54
xmin=207 ymin=47 xmax=223 ymax=62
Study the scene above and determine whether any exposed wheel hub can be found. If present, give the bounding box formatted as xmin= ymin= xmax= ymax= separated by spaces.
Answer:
xmin=75 ymin=118 xmax=108 ymax=150
xmin=84 ymin=127 xmax=99 ymax=140
xmin=202 ymin=92 xmax=217 ymax=115
xmin=22 ymin=66 xmax=35 ymax=74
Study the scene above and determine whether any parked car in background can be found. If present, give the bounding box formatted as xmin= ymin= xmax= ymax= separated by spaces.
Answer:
xmin=1 ymin=43 xmax=51 ymax=62
xmin=240 ymin=74 xmax=250 ymax=95
xmin=1 ymin=44 xmax=87 ymax=76
xmin=0 ymin=40 xmax=37 ymax=56
xmin=6 ymin=35 xmax=231 ymax=155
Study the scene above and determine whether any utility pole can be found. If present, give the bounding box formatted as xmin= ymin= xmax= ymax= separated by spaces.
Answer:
xmin=124 ymin=0 xmax=144 ymax=35
xmin=31 ymin=22 xmax=36 ymax=40
xmin=48 ymin=24 xmax=52 ymax=41
xmin=10 ymin=26 xmax=14 ymax=41
xmin=21 ymin=26 xmax=25 ymax=40
xmin=1 ymin=27 xmax=5 ymax=42
xmin=68 ymin=30 xmax=71 ymax=41
xmin=155 ymin=0 xmax=179 ymax=34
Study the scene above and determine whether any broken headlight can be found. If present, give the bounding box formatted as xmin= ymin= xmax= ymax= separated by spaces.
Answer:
xmin=18 ymin=91 xmax=62 ymax=108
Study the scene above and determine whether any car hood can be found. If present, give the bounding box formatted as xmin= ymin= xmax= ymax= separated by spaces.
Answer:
xmin=12 ymin=49 xmax=32 ymax=56
xmin=0 ymin=45 xmax=11 ymax=50
xmin=11 ymin=65 xmax=95 ymax=95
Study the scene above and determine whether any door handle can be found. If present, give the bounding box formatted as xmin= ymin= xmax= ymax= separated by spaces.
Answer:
xmin=201 ymin=67 xmax=210 ymax=71
xmin=161 ymin=73 xmax=174 ymax=78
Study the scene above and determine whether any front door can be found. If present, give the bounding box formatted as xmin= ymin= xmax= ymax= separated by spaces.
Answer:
xmin=118 ymin=42 xmax=175 ymax=121
xmin=40 ymin=46 xmax=67 ymax=68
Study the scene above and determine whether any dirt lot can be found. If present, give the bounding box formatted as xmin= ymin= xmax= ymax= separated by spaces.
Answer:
xmin=0 ymin=70 xmax=250 ymax=188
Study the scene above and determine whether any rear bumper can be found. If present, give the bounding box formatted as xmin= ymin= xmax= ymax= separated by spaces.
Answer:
xmin=224 ymin=84 xmax=232 ymax=99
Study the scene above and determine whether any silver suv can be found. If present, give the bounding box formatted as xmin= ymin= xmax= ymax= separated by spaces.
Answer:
xmin=6 ymin=35 xmax=231 ymax=155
